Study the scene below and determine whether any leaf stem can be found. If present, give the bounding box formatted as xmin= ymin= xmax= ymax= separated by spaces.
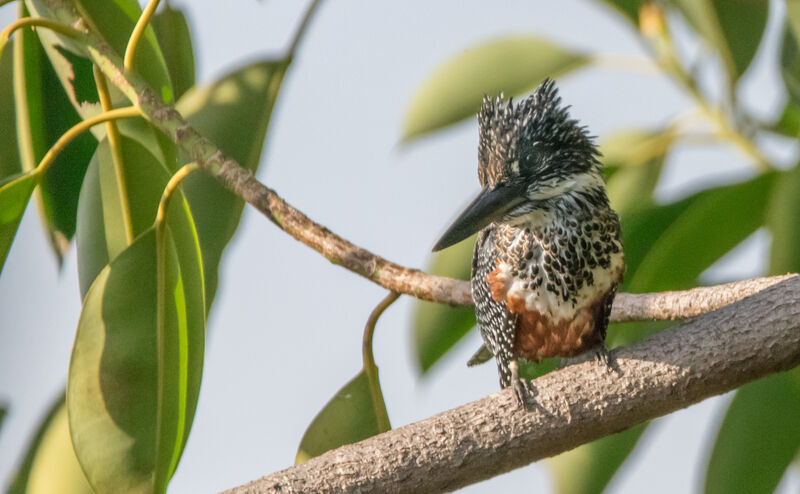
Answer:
xmin=93 ymin=65 xmax=135 ymax=245
xmin=34 ymin=106 xmax=141 ymax=176
xmin=124 ymin=0 xmax=160 ymax=72
xmin=0 ymin=16 xmax=81 ymax=60
xmin=287 ymin=0 xmax=322 ymax=58
xmin=362 ymin=292 xmax=399 ymax=434
xmin=154 ymin=162 xmax=198 ymax=227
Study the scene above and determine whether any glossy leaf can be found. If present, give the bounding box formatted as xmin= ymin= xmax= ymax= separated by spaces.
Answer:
xmin=152 ymin=3 xmax=195 ymax=100
xmin=671 ymin=0 xmax=768 ymax=80
xmin=629 ymin=172 xmax=774 ymax=292
xmin=705 ymin=371 xmax=800 ymax=494
xmin=68 ymin=220 xmax=204 ymax=494
xmin=8 ymin=398 xmax=93 ymax=494
xmin=402 ymin=36 xmax=589 ymax=141
xmin=0 ymin=171 xmax=38 ymax=275
xmin=76 ymin=135 xmax=172 ymax=297
xmin=177 ymin=59 xmax=288 ymax=309
xmin=14 ymin=21 xmax=97 ymax=262
xmin=0 ymin=39 xmax=21 ymax=181
xmin=296 ymin=370 xmax=386 ymax=464
xmin=412 ymin=235 xmax=476 ymax=373
xmin=23 ymin=1 xmax=102 ymax=130
xmin=76 ymin=0 xmax=173 ymax=103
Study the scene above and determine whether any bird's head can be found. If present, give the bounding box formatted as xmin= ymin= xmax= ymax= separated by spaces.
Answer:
xmin=433 ymin=79 xmax=602 ymax=251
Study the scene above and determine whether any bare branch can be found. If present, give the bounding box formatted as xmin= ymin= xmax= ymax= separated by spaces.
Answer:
xmin=223 ymin=276 xmax=800 ymax=494
xmin=29 ymin=2 xmax=798 ymax=315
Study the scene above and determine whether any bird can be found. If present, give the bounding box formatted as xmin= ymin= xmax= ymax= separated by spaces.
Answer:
xmin=432 ymin=79 xmax=625 ymax=405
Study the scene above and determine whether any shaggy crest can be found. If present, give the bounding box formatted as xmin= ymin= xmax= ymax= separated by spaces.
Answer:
xmin=477 ymin=79 xmax=600 ymax=188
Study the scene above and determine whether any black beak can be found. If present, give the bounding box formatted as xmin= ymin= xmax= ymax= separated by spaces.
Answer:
xmin=432 ymin=183 xmax=524 ymax=252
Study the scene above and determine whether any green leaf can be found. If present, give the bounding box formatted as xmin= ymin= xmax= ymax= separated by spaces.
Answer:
xmin=0 ymin=171 xmax=38 ymax=275
xmin=75 ymin=0 xmax=174 ymax=103
xmin=601 ymin=129 xmax=674 ymax=214
xmin=412 ymin=235 xmax=476 ymax=373
xmin=76 ymin=135 xmax=174 ymax=297
xmin=768 ymin=164 xmax=800 ymax=274
xmin=14 ymin=19 xmax=97 ymax=262
xmin=68 ymin=218 xmax=205 ymax=494
xmin=402 ymin=36 xmax=589 ymax=141
xmin=152 ymin=3 xmax=195 ymax=100
xmin=548 ymin=424 xmax=648 ymax=494
xmin=177 ymin=59 xmax=288 ymax=310
xmin=7 ymin=396 xmax=93 ymax=494
xmin=671 ymin=0 xmax=769 ymax=81
xmin=596 ymin=0 xmax=644 ymax=24
xmin=0 ymin=39 xmax=21 ymax=181
xmin=628 ymin=172 xmax=774 ymax=292
xmin=781 ymin=21 xmax=800 ymax=109
xmin=23 ymin=1 xmax=102 ymax=130
xmin=296 ymin=370 xmax=386 ymax=464
xmin=705 ymin=370 xmax=800 ymax=494
xmin=773 ymin=101 xmax=800 ymax=137
xmin=789 ymin=0 xmax=800 ymax=39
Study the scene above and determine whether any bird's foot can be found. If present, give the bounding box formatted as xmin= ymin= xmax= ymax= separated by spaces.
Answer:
xmin=509 ymin=359 xmax=535 ymax=407
xmin=594 ymin=345 xmax=621 ymax=376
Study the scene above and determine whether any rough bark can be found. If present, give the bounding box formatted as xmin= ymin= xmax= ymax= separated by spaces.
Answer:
xmin=224 ymin=276 xmax=800 ymax=494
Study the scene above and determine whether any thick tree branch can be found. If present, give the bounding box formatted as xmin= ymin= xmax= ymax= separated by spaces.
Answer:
xmin=31 ymin=1 xmax=798 ymax=320
xmin=224 ymin=276 xmax=800 ymax=494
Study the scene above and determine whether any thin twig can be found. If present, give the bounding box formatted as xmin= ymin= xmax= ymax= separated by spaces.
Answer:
xmin=30 ymin=0 xmax=796 ymax=319
xmin=287 ymin=0 xmax=322 ymax=58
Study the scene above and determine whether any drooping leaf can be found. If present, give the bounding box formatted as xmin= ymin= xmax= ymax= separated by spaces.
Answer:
xmin=0 ymin=39 xmax=21 ymax=181
xmin=23 ymin=1 xmax=102 ymax=130
xmin=152 ymin=3 xmax=195 ymax=100
xmin=177 ymin=59 xmax=288 ymax=310
xmin=671 ymin=0 xmax=769 ymax=81
xmin=705 ymin=371 xmax=800 ymax=494
xmin=76 ymin=135 xmax=172 ymax=297
xmin=7 ymin=396 xmax=93 ymax=494
xmin=0 ymin=171 xmax=38 ymax=275
xmin=14 ymin=19 xmax=97 ymax=262
xmin=296 ymin=370 xmax=385 ymax=464
xmin=628 ymin=172 xmax=774 ymax=292
xmin=402 ymin=36 xmax=589 ymax=141
xmin=412 ymin=235 xmax=476 ymax=373
xmin=68 ymin=218 xmax=204 ymax=494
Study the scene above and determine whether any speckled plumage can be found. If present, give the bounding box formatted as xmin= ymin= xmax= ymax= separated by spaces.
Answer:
xmin=470 ymin=80 xmax=624 ymax=401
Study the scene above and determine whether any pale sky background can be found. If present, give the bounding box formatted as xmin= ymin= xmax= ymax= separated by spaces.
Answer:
xmin=1 ymin=1 xmax=799 ymax=493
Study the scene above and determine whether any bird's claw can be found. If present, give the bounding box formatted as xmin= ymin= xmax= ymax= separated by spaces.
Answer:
xmin=512 ymin=378 xmax=532 ymax=405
